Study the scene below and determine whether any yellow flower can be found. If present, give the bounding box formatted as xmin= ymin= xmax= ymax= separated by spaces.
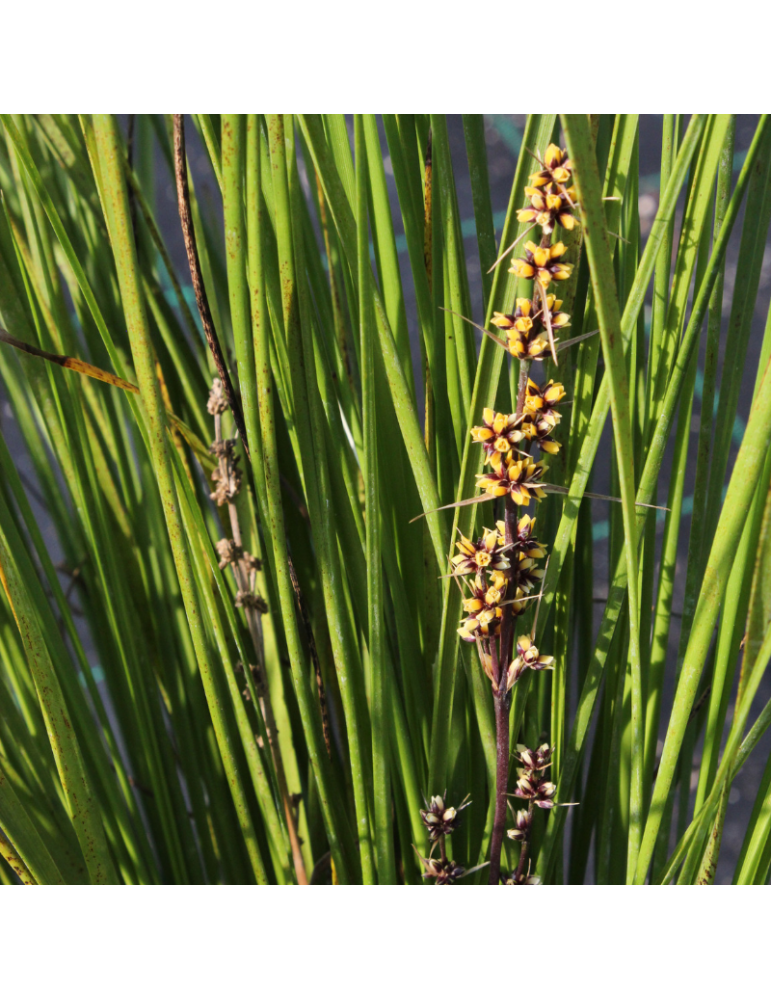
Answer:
xmin=451 ymin=527 xmax=510 ymax=576
xmin=524 ymin=379 xmax=567 ymax=432
xmin=518 ymin=185 xmax=579 ymax=234
xmin=517 ymin=413 xmax=562 ymax=455
xmin=525 ymin=378 xmax=567 ymax=414
xmin=476 ymin=457 xmax=547 ymax=505
xmin=457 ymin=571 xmax=506 ymax=642
xmin=508 ymin=635 xmax=555 ymax=685
xmin=510 ymin=241 xmax=573 ymax=289
xmin=537 ymin=435 xmax=561 ymax=455
xmin=492 ymin=297 xmax=569 ymax=361
xmin=470 ymin=408 xmax=526 ymax=474
xmin=529 ymin=145 xmax=573 ymax=189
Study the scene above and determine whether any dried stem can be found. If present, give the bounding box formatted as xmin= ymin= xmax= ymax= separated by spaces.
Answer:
xmin=173 ymin=114 xmax=249 ymax=458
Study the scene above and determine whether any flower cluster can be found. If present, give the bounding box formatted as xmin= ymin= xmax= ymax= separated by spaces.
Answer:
xmin=510 ymin=240 xmax=573 ymax=289
xmin=420 ymin=794 xmax=470 ymax=843
xmin=457 ymin=569 xmax=506 ymax=642
xmin=451 ymin=526 xmax=510 ymax=576
xmin=517 ymin=186 xmax=577 ymax=235
xmin=416 ymin=794 xmax=478 ymax=885
xmin=507 ymin=808 xmax=531 ymax=843
xmin=415 ymin=853 xmax=467 ymax=885
xmin=505 ymin=144 xmax=577 ymax=365
xmin=491 ymin=295 xmax=570 ymax=361
xmin=529 ymin=143 xmax=574 ymax=191
xmin=517 ymin=144 xmax=577 ymax=235
xmin=476 ymin=455 xmax=547 ymax=504
xmin=451 ymin=523 xmax=511 ymax=644
xmin=512 ymin=743 xmax=557 ymax=809
xmin=449 ymin=141 xmax=578 ymax=885
xmin=507 ymin=635 xmax=555 ymax=687
xmin=520 ymin=378 xmax=566 ymax=454
xmin=471 ymin=392 xmax=565 ymax=493
xmin=470 ymin=408 xmax=524 ymax=473
xmin=508 ymin=516 xmax=546 ymax=604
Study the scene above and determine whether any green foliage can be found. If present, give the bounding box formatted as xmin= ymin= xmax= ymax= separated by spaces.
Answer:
xmin=0 ymin=114 xmax=770 ymax=884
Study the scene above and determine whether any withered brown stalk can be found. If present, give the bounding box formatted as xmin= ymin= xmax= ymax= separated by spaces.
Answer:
xmin=173 ymin=113 xmax=249 ymax=457
xmin=212 ymin=409 xmax=309 ymax=885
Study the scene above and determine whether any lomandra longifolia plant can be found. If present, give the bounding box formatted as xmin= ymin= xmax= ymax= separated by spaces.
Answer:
xmin=1 ymin=115 xmax=771 ymax=885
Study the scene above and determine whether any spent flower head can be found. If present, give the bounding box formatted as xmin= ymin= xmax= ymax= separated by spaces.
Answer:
xmin=207 ymin=377 xmax=229 ymax=415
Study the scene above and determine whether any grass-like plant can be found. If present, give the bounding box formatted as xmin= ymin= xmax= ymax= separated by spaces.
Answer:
xmin=0 ymin=114 xmax=769 ymax=884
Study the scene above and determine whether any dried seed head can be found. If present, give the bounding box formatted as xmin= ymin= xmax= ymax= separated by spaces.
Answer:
xmin=210 ymin=472 xmax=239 ymax=505
xmin=242 ymin=552 xmax=263 ymax=573
xmin=249 ymin=663 xmax=268 ymax=698
xmin=215 ymin=538 xmax=242 ymax=569
xmin=207 ymin=378 xmax=229 ymax=415
xmin=209 ymin=438 xmax=237 ymax=460
xmin=235 ymin=591 xmax=268 ymax=613
xmin=210 ymin=461 xmax=242 ymax=505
